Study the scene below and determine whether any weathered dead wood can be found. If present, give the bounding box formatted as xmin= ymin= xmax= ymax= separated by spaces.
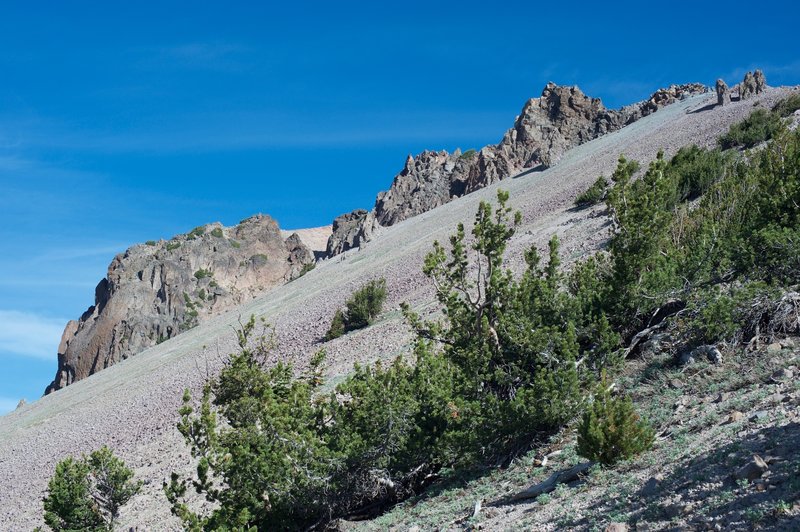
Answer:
xmin=509 ymin=461 xmax=593 ymax=502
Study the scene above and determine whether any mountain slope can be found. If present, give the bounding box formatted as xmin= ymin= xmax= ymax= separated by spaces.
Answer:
xmin=0 ymin=85 xmax=795 ymax=530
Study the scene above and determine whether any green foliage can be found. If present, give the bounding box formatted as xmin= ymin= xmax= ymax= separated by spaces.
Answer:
xmin=325 ymin=308 xmax=346 ymax=340
xmin=459 ymin=148 xmax=477 ymax=160
xmin=194 ymin=268 xmax=212 ymax=280
xmin=772 ymin=92 xmax=800 ymax=117
xmin=189 ymin=226 xmax=206 ymax=238
xmin=145 ymin=240 xmax=157 ymax=246
xmin=166 ymin=317 xmax=338 ymax=530
xmin=344 ymin=278 xmax=387 ymax=330
xmin=210 ymin=227 xmax=224 ymax=238
xmin=412 ymin=190 xmax=615 ymax=459
xmin=166 ymin=241 xmax=181 ymax=252
xmin=43 ymin=447 xmax=140 ymax=531
xmin=229 ymin=239 xmax=241 ymax=248
xmin=325 ymin=279 xmax=387 ymax=339
xmin=577 ymin=372 xmax=654 ymax=466
xmin=667 ymin=144 xmax=729 ymax=201
xmin=718 ymin=108 xmax=783 ymax=150
xmin=574 ymin=176 xmax=608 ymax=207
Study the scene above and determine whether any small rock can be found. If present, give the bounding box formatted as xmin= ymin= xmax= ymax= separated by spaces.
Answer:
xmin=409 ymin=526 xmax=420 ymax=532
xmin=750 ymin=411 xmax=769 ymax=422
xmin=669 ymin=378 xmax=683 ymax=389
xmin=771 ymin=367 xmax=794 ymax=381
xmin=714 ymin=392 xmax=732 ymax=403
xmin=641 ymin=474 xmax=663 ymax=496
xmin=735 ymin=454 xmax=769 ymax=481
xmin=767 ymin=343 xmax=783 ymax=354
xmin=780 ymin=337 xmax=796 ymax=348
xmin=728 ymin=411 xmax=745 ymax=423
xmin=605 ymin=524 xmax=628 ymax=532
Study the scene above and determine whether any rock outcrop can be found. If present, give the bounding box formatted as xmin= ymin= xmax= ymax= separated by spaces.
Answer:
xmin=740 ymin=69 xmax=767 ymax=100
xmin=716 ymin=79 xmax=730 ymax=106
xmin=46 ymin=215 xmax=314 ymax=393
xmin=326 ymin=82 xmax=706 ymax=257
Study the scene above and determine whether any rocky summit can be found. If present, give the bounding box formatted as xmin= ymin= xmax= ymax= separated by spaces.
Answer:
xmin=326 ymin=81 xmax=707 ymax=256
xmin=46 ymin=214 xmax=314 ymax=393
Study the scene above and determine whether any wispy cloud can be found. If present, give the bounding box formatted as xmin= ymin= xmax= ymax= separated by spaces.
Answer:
xmin=0 ymin=310 xmax=67 ymax=360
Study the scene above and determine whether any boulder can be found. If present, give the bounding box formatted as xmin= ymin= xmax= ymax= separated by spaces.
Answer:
xmin=735 ymin=455 xmax=769 ymax=481
xmin=716 ymin=79 xmax=730 ymax=106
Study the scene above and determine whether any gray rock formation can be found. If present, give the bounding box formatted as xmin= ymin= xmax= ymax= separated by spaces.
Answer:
xmin=46 ymin=215 xmax=314 ymax=393
xmin=754 ymin=69 xmax=766 ymax=93
xmin=326 ymin=209 xmax=377 ymax=256
xmin=740 ymin=71 xmax=757 ymax=100
xmin=716 ymin=79 xmax=730 ymax=106
xmin=326 ymin=82 xmax=707 ymax=257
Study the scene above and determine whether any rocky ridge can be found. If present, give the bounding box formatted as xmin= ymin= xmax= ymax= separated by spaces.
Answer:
xmin=326 ymin=81 xmax=707 ymax=256
xmin=46 ymin=215 xmax=314 ymax=393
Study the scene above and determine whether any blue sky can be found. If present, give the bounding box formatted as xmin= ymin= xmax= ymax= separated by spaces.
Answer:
xmin=0 ymin=1 xmax=798 ymax=413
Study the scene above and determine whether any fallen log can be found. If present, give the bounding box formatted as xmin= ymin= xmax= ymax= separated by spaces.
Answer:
xmin=509 ymin=461 xmax=594 ymax=501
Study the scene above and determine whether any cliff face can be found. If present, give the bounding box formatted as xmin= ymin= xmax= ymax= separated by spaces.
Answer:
xmin=46 ymin=215 xmax=313 ymax=393
xmin=327 ymin=82 xmax=707 ymax=255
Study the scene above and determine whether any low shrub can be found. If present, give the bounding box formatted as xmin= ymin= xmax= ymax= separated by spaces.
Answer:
xmin=577 ymin=372 xmax=654 ymax=466
xmin=194 ymin=268 xmax=212 ymax=280
xmin=210 ymin=227 xmax=224 ymax=238
xmin=574 ymin=176 xmax=608 ymax=207
xmin=718 ymin=108 xmax=783 ymax=150
xmin=145 ymin=240 xmax=157 ymax=246
xmin=325 ymin=279 xmax=387 ymax=339
xmin=773 ymin=92 xmax=800 ymax=117
xmin=166 ymin=241 xmax=181 ymax=252
xmin=459 ymin=148 xmax=477 ymax=160
xmin=189 ymin=226 xmax=206 ymax=238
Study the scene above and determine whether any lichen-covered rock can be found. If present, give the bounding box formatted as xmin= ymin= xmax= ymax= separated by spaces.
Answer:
xmin=46 ymin=215 xmax=314 ymax=393
xmin=326 ymin=82 xmax=707 ymax=257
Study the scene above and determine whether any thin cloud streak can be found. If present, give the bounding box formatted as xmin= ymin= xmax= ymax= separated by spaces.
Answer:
xmin=0 ymin=310 xmax=67 ymax=360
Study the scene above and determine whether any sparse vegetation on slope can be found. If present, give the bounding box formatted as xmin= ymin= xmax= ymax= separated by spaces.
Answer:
xmin=325 ymin=278 xmax=387 ymax=340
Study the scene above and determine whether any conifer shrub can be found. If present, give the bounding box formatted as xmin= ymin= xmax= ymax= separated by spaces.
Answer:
xmin=325 ymin=308 xmax=346 ymax=340
xmin=773 ymin=92 xmax=800 ymax=117
xmin=43 ymin=446 xmax=140 ymax=531
xmin=324 ymin=279 xmax=387 ymax=339
xmin=577 ymin=372 xmax=654 ymax=466
xmin=574 ymin=176 xmax=609 ymax=207
xmin=718 ymin=108 xmax=783 ymax=150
